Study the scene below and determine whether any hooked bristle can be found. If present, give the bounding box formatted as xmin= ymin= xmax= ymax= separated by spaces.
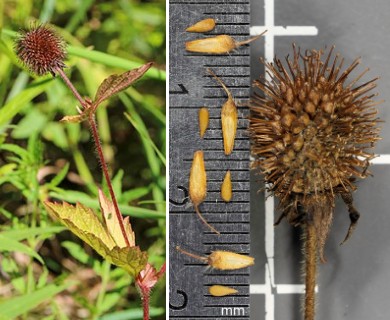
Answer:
xmin=15 ymin=24 xmax=66 ymax=76
xmin=250 ymin=46 xmax=381 ymax=255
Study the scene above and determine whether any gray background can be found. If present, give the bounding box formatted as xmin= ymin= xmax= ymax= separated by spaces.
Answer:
xmin=250 ymin=0 xmax=390 ymax=320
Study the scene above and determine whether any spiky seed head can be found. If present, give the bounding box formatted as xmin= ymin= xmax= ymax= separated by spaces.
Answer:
xmin=15 ymin=24 xmax=66 ymax=76
xmin=250 ymin=46 xmax=381 ymax=258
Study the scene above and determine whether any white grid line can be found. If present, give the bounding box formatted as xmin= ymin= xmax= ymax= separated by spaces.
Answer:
xmin=249 ymin=1 xmax=389 ymax=319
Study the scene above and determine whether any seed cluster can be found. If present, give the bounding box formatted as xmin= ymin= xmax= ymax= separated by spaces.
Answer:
xmin=15 ymin=24 xmax=66 ymax=76
xmin=185 ymin=18 xmax=266 ymax=54
xmin=250 ymin=46 xmax=381 ymax=259
xmin=177 ymin=17 xmax=261 ymax=297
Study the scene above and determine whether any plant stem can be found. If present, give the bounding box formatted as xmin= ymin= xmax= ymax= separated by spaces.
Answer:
xmin=88 ymin=113 xmax=130 ymax=247
xmin=54 ymin=66 xmax=87 ymax=108
xmin=53 ymin=65 xmax=130 ymax=246
xmin=140 ymin=287 xmax=150 ymax=320
xmin=304 ymin=223 xmax=317 ymax=320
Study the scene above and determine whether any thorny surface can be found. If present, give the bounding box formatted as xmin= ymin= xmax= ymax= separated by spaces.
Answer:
xmin=250 ymin=45 xmax=382 ymax=320
xmin=250 ymin=46 xmax=381 ymax=261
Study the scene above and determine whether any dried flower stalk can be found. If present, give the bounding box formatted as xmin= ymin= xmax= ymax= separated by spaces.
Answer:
xmin=186 ymin=18 xmax=216 ymax=33
xmin=208 ymin=68 xmax=238 ymax=155
xmin=189 ymin=151 xmax=219 ymax=234
xmin=250 ymin=45 xmax=381 ymax=320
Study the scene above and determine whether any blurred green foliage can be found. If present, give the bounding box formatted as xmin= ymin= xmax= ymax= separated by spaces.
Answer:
xmin=0 ymin=0 xmax=166 ymax=319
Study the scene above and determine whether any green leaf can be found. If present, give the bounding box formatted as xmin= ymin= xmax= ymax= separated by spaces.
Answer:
xmin=111 ymin=169 xmax=124 ymax=200
xmin=11 ymin=108 xmax=48 ymax=139
xmin=0 ymin=77 xmax=53 ymax=129
xmin=0 ymin=207 xmax=12 ymax=219
xmin=0 ymin=283 xmax=70 ymax=319
xmin=61 ymin=241 xmax=91 ymax=264
xmin=121 ymin=186 xmax=151 ymax=202
xmin=37 ymin=267 xmax=49 ymax=289
xmin=44 ymin=201 xmax=148 ymax=277
xmin=99 ymin=189 xmax=134 ymax=248
xmin=99 ymin=292 xmax=122 ymax=314
xmin=94 ymin=63 xmax=153 ymax=107
xmin=47 ymin=163 xmax=70 ymax=189
xmin=44 ymin=201 xmax=116 ymax=249
xmin=67 ymin=46 xmax=165 ymax=81
xmin=124 ymin=112 xmax=166 ymax=167
xmin=0 ymin=234 xmax=44 ymax=264
xmin=0 ymin=226 xmax=65 ymax=241
xmin=0 ymin=143 xmax=30 ymax=160
xmin=11 ymin=276 xmax=26 ymax=295
xmin=49 ymin=191 xmax=165 ymax=219
xmin=42 ymin=122 xmax=69 ymax=150
xmin=0 ymin=163 xmax=17 ymax=177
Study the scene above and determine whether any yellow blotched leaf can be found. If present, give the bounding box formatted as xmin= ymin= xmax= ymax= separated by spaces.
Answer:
xmin=98 ymin=189 xmax=135 ymax=248
xmin=44 ymin=201 xmax=147 ymax=277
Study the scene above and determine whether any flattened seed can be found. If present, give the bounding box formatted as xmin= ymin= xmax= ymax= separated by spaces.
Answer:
xmin=186 ymin=18 xmax=216 ymax=33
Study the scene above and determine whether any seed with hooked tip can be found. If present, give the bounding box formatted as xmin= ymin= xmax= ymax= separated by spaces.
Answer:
xmin=189 ymin=151 xmax=219 ymax=234
xmin=176 ymin=246 xmax=255 ymax=270
xmin=208 ymin=68 xmax=237 ymax=155
xmin=185 ymin=30 xmax=266 ymax=54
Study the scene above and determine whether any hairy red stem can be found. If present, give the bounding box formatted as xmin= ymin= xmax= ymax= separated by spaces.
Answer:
xmin=88 ymin=113 xmax=130 ymax=247
xmin=141 ymin=287 xmax=150 ymax=320
xmin=54 ymin=66 xmax=87 ymax=108
xmin=55 ymin=65 xmax=130 ymax=246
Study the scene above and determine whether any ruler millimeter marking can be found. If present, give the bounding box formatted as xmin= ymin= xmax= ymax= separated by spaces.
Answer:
xmin=169 ymin=0 xmax=251 ymax=319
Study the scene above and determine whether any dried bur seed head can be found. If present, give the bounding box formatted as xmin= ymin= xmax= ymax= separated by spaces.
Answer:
xmin=185 ymin=30 xmax=266 ymax=54
xmin=15 ymin=24 xmax=66 ymax=76
xmin=209 ymin=285 xmax=238 ymax=297
xmin=176 ymin=246 xmax=254 ymax=270
xmin=198 ymin=107 xmax=209 ymax=138
xmin=189 ymin=151 xmax=219 ymax=234
xmin=250 ymin=45 xmax=381 ymax=261
xmin=221 ymin=170 xmax=232 ymax=202
xmin=208 ymin=68 xmax=237 ymax=155
xmin=186 ymin=18 xmax=216 ymax=33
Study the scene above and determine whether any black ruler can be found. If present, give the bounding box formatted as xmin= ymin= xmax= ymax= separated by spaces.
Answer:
xmin=169 ymin=0 xmax=251 ymax=319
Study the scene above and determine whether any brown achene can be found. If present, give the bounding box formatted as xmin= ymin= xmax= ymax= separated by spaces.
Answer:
xmin=250 ymin=45 xmax=381 ymax=320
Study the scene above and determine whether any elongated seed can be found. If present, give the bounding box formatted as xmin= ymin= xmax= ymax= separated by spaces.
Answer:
xmin=185 ymin=31 xmax=266 ymax=54
xmin=221 ymin=170 xmax=232 ymax=202
xmin=209 ymin=285 xmax=238 ymax=297
xmin=186 ymin=18 xmax=216 ymax=33
xmin=198 ymin=107 xmax=209 ymax=138
xmin=208 ymin=68 xmax=237 ymax=155
xmin=189 ymin=151 xmax=219 ymax=234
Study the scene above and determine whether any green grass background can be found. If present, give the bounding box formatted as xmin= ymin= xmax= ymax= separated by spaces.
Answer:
xmin=0 ymin=0 xmax=166 ymax=319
